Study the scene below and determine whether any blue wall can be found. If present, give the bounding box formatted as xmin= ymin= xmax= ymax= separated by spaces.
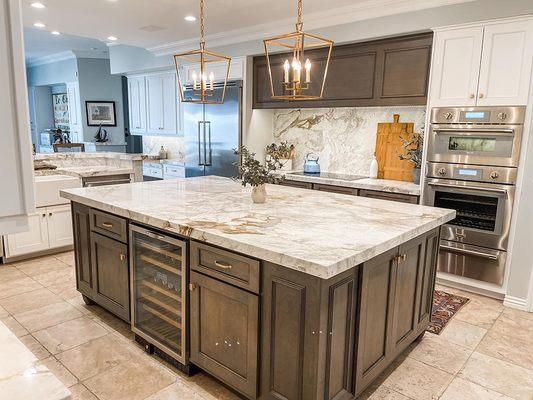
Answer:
xmin=26 ymin=58 xmax=78 ymax=87
xmin=77 ymin=58 xmax=125 ymax=144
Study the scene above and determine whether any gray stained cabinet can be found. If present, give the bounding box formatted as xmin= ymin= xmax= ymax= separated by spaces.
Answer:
xmin=72 ymin=203 xmax=93 ymax=297
xmin=253 ymin=33 xmax=432 ymax=109
xmin=90 ymin=232 xmax=130 ymax=322
xmin=190 ymin=271 xmax=259 ymax=399
xmin=261 ymin=263 xmax=358 ymax=400
xmin=354 ymin=228 xmax=440 ymax=396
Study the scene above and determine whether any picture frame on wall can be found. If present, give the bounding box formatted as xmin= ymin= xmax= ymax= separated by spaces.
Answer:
xmin=53 ymin=93 xmax=69 ymax=130
xmin=85 ymin=101 xmax=116 ymax=126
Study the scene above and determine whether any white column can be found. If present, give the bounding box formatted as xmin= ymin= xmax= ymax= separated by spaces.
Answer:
xmin=0 ymin=0 xmax=35 ymax=235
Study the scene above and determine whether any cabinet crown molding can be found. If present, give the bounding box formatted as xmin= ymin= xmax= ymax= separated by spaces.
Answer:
xmin=433 ymin=14 xmax=533 ymax=32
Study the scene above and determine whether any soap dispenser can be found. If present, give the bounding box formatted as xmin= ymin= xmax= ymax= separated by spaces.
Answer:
xmin=158 ymin=146 xmax=167 ymax=159
xmin=369 ymin=154 xmax=379 ymax=179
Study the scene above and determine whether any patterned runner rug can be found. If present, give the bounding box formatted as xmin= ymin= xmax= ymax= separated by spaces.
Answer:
xmin=427 ymin=290 xmax=470 ymax=335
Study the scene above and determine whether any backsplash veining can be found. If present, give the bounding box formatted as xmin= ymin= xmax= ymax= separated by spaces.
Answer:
xmin=273 ymin=106 xmax=426 ymax=176
xmin=142 ymin=136 xmax=185 ymax=162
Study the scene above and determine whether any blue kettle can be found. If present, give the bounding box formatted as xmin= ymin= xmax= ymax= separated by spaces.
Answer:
xmin=303 ymin=153 xmax=320 ymax=174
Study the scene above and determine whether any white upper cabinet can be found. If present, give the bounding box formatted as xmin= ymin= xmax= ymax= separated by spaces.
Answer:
xmin=477 ymin=20 xmax=533 ymax=106
xmin=431 ymin=18 xmax=533 ymax=107
xmin=128 ymin=71 xmax=178 ymax=135
xmin=430 ymin=27 xmax=483 ymax=106
xmin=128 ymin=76 xmax=147 ymax=134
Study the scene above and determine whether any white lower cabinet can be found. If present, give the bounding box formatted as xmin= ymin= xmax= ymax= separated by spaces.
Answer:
xmin=4 ymin=204 xmax=73 ymax=258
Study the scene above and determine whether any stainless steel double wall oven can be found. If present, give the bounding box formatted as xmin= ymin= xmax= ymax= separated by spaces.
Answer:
xmin=424 ymin=106 xmax=525 ymax=285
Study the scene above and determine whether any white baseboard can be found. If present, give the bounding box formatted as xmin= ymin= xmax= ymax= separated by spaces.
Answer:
xmin=503 ymin=295 xmax=528 ymax=311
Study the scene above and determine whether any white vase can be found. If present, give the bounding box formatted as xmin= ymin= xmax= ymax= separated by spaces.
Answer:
xmin=369 ymin=155 xmax=379 ymax=179
xmin=251 ymin=184 xmax=267 ymax=204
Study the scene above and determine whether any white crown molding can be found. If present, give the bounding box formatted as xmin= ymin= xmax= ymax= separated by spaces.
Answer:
xmin=148 ymin=0 xmax=474 ymax=56
xmin=26 ymin=49 xmax=109 ymax=68
xmin=433 ymin=13 xmax=533 ymax=32
xmin=26 ymin=50 xmax=76 ymax=68
xmin=503 ymin=295 xmax=528 ymax=311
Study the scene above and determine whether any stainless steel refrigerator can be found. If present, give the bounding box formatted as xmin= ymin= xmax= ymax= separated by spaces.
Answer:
xmin=182 ymin=81 xmax=242 ymax=178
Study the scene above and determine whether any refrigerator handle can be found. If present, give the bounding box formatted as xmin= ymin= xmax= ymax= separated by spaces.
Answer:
xmin=197 ymin=121 xmax=204 ymax=166
xmin=205 ymin=121 xmax=212 ymax=166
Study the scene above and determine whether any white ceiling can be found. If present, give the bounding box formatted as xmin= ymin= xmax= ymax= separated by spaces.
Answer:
xmin=22 ymin=0 xmax=474 ymax=55
xmin=24 ymin=28 xmax=108 ymax=64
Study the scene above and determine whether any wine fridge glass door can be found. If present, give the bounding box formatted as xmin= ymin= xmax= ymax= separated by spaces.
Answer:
xmin=130 ymin=225 xmax=187 ymax=363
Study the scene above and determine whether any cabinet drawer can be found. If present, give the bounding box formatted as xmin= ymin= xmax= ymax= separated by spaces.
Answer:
xmin=358 ymin=189 xmax=419 ymax=204
xmin=190 ymin=242 xmax=260 ymax=294
xmin=279 ymin=180 xmax=313 ymax=189
xmin=313 ymin=183 xmax=358 ymax=195
xmin=90 ymin=209 xmax=128 ymax=243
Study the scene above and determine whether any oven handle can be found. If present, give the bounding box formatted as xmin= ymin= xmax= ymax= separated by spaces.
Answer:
xmin=427 ymin=181 xmax=508 ymax=194
xmin=433 ymin=127 xmax=514 ymax=136
xmin=440 ymin=245 xmax=499 ymax=260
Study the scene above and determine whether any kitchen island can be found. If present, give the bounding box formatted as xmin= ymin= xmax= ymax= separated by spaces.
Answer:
xmin=60 ymin=176 xmax=454 ymax=400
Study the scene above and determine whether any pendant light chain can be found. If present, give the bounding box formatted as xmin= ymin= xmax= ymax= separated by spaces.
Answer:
xmin=296 ymin=0 xmax=303 ymax=32
xmin=200 ymin=0 xmax=205 ymax=46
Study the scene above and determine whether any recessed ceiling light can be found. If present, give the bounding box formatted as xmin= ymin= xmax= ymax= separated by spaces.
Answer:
xmin=33 ymin=22 xmax=46 ymax=28
xmin=51 ymin=31 xmax=60 ymax=35
xmin=107 ymin=36 xmax=118 ymax=41
xmin=30 ymin=2 xmax=46 ymax=9
xmin=184 ymin=15 xmax=196 ymax=22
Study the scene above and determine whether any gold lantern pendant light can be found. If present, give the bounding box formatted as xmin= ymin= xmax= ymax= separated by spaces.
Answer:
xmin=174 ymin=0 xmax=231 ymax=104
xmin=263 ymin=0 xmax=333 ymax=101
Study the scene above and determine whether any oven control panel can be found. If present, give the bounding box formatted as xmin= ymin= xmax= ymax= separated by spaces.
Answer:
xmin=431 ymin=106 xmax=525 ymax=125
xmin=426 ymin=163 xmax=517 ymax=185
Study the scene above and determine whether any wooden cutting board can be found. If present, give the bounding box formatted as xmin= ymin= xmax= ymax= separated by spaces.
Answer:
xmin=375 ymin=114 xmax=414 ymax=181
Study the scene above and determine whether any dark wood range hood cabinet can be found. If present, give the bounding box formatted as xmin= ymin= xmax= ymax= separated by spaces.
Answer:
xmin=253 ymin=32 xmax=433 ymax=109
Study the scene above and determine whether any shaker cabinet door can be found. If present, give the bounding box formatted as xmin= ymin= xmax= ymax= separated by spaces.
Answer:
xmin=477 ymin=20 xmax=533 ymax=106
xmin=430 ymin=27 xmax=484 ymax=106
xmin=47 ymin=205 xmax=74 ymax=249
xmin=90 ymin=232 xmax=130 ymax=322
xmin=190 ymin=272 xmax=258 ymax=399
xmin=72 ymin=203 xmax=94 ymax=297
xmin=5 ymin=212 xmax=49 ymax=257
xmin=128 ymin=76 xmax=147 ymax=134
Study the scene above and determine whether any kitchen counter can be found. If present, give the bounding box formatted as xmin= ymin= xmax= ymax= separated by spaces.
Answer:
xmin=281 ymin=171 xmax=421 ymax=196
xmin=0 ymin=321 xmax=71 ymax=399
xmin=61 ymin=176 xmax=453 ymax=279
xmin=35 ymin=165 xmax=135 ymax=179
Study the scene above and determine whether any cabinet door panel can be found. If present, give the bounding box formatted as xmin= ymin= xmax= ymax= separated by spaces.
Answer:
xmin=430 ymin=27 xmax=483 ymax=106
xmin=47 ymin=205 xmax=73 ymax=249
xmin=161 ymin=73 xmax=177 ymax=134
xmin=90 ymin=232 xmax=130 ymax=321
xmin=190 ymin=272 xmax=258 ymax=399
xmin=261 ymin=262 xmax=321 ymax=400
xmin=5 ymin=212 xmax=49 ymax=257
xmin=418 ymin=229 xmax=439 ymax=326
xmin=477 ymin=20 xmax=533 ymax=106
xmin=72 ymin=203 xmax=93 ymax=296
xmin=391 ymin=235 xmax=425 ymax=352
xmin=146 ymin=75 xmax=163 ymax=133
xmin=355 ymin=248 xmax=397 ymax=395
xmin=128 ymin=76 xmax=146 ymax=134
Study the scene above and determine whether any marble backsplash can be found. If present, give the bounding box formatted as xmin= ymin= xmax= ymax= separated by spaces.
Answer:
xmin=142 ymin=135 xmax=185 ymax=161
xmin=273 ymin=106 xmax=426 ymax=176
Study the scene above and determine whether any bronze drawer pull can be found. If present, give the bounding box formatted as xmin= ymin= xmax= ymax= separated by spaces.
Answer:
xmin=214 ymin=260 xmax=232 ymax=270
xmin=102 ymin=222 xmax=114 ymax=228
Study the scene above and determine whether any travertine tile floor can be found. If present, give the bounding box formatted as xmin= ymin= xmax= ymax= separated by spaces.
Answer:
xmin=1 ymin=251 xmax=532 ymax=400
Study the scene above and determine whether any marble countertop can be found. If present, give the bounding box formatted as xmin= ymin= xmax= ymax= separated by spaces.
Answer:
xmin=35 ymin=152 xmax=149 ymax=161
xmin=282 ymin=171 xmax=421 ymax=196
xmin=35 ymin=166 xmax=135 ymax=178
xmin=0 ymin=321 xmax=71 ymax=399
xmin=61 ymin=176 xmax=453 ymax=279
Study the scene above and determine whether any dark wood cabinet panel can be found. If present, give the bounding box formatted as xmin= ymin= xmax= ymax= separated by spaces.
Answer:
xmin=279 ymin=180 xmax=314 ymax=190
xmin=313 ymin=183 xmax=358 ymax=196
xmin=354 ymin=248 xmax=397 ymax=395
xmin=418 ymin=228 xmax=440 ymax=326
xmin=90 ymin=232 xmax=130 ymax=322
xmin=261 ymin=262 xmax=321 ymax=400
xmin=253 ymin=32 xmax=432 ymax=109
xmin=72 ymin=203 xmax=94 ymax=298
xmin=190 ymin=271 xmax=258 ymax=399
xmin=391 ymin=235 xmax=425 ymax=352
xmin=358 ymin=189 xmax=419 ymax=204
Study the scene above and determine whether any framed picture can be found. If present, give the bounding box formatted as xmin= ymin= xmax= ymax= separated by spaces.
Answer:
xmin=52 ymin=93 xmax=69 ymax=130
xmin=85 ymin=101 xmax=116 ymax=126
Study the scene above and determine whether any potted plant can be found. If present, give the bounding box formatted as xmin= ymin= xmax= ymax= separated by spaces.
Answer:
xmin=398 ymin=131 xmax=424 ymax=184
xmin=266 ymin=141 xmax=295 ymax=172
xmin=236 ymin=146 xmax=283 ymax=203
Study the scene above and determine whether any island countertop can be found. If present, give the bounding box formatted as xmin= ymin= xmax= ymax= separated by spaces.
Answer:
xmin=60 ymin=176 xmax=454 ymax=279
